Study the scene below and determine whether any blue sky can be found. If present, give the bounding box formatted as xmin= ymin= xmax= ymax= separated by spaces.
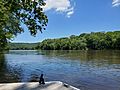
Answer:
xmin=12 ymin=0 xmax=120 ymax=43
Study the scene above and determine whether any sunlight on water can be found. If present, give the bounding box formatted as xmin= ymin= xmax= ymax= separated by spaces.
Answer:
xmin=0 ymin=50 xmax=120 ymax=90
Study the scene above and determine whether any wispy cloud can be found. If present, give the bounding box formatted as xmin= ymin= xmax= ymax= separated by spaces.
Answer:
xmin=66 ymin=8 xmax=74 ymax=18
xmin=42 ymin=0 xmax=74 ymax=18
xmin=112 ymin=0 xmax=120 ymax=7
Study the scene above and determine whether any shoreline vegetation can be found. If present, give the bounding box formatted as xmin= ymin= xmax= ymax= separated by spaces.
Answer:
xmin=8 ymin=31 xmax=120 ymax=50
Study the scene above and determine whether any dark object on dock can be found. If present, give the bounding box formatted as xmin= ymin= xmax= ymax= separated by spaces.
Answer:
xmin=39 ymin=74 xmax=45 ymax=85
xmin=63 ymin=83 xmax=69 ymax=88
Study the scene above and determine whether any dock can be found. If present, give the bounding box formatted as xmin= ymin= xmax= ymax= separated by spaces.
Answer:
xmin=0 ymin=81 xmax=80 ymax=90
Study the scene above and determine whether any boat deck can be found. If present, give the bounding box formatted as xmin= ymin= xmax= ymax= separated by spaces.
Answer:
xmin=0 ymin=81 xmax=80 ymax=90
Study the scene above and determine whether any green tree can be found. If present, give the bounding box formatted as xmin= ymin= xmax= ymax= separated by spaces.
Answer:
xmin=0 ymin=0 xmax=48 ymax=50
xmin=38 ymin=31 xmax=120 ymax=50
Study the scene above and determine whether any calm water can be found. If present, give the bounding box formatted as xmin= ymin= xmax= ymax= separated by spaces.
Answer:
xmin=0 ymin=50 xmax=120 ymax=90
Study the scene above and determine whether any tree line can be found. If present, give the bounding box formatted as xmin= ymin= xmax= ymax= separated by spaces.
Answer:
xmin=8 ymin=43 xmax=38 ymax=50
xmin=37 ymin=31 xmax=120 ymax=50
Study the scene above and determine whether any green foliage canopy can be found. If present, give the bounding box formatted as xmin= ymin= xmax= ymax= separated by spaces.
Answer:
xmin=38 ymin=31 xmax=120 ymax=50
xmin=8 ymin=43 xmax=38 ymax=50
xmin=0 ymin=0 xmax=48 ymax=50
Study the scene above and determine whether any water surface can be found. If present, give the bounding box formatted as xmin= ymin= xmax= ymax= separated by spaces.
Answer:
xmin=0 ymin=50 xmax=120 ymax=90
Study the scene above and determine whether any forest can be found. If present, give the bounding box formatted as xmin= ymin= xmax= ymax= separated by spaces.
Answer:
xmin=8 ymin=31 xmax=120 ymax=50
xmin=8 ymin=43 xmax=38 ymax=50
xmin=37 ymin=31 xmax=120 ymax=50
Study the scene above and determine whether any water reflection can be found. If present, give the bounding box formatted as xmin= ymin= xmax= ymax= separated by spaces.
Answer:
xmin=40 ymin=50 xmax=120 ymax=65
xmin=0 ymin=53 xmax=6 ymax=78
xmin=0 ymin=50 xmax=120 ymax=90
xmin=0 ymin=53 xmax=21 ymax=82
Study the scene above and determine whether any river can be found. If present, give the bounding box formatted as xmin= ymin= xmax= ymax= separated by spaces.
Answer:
xmin=0 ymin=50 xmax=120 ymax=90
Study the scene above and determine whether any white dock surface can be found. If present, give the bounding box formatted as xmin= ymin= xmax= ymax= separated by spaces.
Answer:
xmin=0 ymin=81 xmax=80 ymax=90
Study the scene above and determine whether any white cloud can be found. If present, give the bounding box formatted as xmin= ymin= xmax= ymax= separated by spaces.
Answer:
xmin=42 ymin=0 xmax=74 ymax=18
xmin=66 ymin=8 xmax=74 ymax=18
xmin=112 ymin=0 xmax=120 ymax=7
